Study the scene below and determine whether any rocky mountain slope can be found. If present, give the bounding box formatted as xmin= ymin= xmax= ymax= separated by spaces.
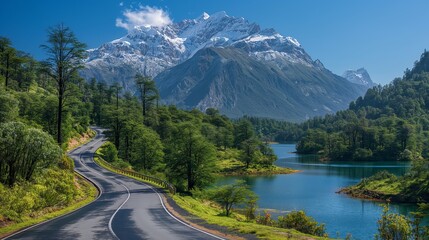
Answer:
xmin=155 ymin=47 xmax=366 ymax=121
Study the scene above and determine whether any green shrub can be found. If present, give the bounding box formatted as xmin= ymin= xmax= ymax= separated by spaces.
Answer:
xmin=58 ymin=155 xmax=75 ymax=171
xmin=111 ymin=159 xmax=132 ymax=170
xmin=207 ymin=180 xmax=257 ymax=217
xmin=277 ymin=210 xmax=327 ymax=237
xmin=0 ymin=167 xmax=79 ymax=222
xmin=376 ymin=205 xmax=412 ymax=240
xmin=99 ymin=142 xmax=119 ymax=162
xmin=255 ymin=211 xmax=275 ymax=226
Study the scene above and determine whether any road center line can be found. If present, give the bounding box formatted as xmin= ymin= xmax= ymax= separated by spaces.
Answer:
xmin=108 ymin=184 xmax=131 ymax=240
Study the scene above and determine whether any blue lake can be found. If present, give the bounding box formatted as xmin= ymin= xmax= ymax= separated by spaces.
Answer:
xmin=217 ymin=144 xmax=416 ymax=239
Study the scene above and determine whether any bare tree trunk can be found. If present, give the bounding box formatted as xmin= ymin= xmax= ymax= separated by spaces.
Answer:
xmin=57 ymin=93 xmax=63 ymax=144
xmin=57 ymin=71 xmax=64 ymax=144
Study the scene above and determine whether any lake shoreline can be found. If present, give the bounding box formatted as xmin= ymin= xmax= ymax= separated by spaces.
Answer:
xmin=216 ymin=143 xmax=412 ymax=240
xmin=219 ymin=167 xmax=300 ymax=176
xmin=338 ymin=183 xmax=425 ymax=204
xmin=337 ymin=187 xmax=397 ymax=202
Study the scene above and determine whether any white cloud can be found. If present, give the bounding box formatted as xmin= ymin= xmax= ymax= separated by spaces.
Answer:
xmin=116 ymin=6 xmax=172 ymax=30
xmin=119 ymin=2 xmax=124 ymax=7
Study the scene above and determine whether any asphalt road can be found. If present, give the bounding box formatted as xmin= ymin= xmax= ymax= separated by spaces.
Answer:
xmin=7 ymin=128 xmax=222 ymax=240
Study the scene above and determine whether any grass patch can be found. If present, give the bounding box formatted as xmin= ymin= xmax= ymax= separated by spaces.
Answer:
xmin=172 ymin=194 xmax=329 ymax=240
xmin=217 ymin=149 xmax=297 ymax=176
xmin=339 ymin=171 xmax=408 ymax=201
xmin=357 ymin=178 xmax=402 ymax=195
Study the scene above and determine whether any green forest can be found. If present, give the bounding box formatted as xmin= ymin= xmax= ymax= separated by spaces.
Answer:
xmin=296 ymin=51 xmax=429 ymax=162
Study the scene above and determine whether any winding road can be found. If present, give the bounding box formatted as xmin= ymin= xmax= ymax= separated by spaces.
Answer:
xmin=6 ymin=128 xmax=222 ymax=240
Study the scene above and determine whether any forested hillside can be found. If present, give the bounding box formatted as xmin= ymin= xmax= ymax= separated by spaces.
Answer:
xmin=297 ymin=51 xmax=429 ymax=162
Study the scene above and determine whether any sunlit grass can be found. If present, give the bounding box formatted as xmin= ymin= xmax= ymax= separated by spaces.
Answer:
xmin=172 ymin=194 xmax=329 ymax=240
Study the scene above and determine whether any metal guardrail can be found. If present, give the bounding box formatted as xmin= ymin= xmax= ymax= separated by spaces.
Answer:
xmin=96 ymin=155 xmax=176 ymax=195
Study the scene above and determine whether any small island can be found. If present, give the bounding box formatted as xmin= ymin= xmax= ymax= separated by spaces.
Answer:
xmin=339 ymin=166 xmax=429 ymax=203
xmin=217 ymin=148 xmax=297 ymax=175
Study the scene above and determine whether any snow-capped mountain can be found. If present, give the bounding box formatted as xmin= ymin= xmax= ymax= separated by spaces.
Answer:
xmin=81 ymin=11 xmax=320 ymax=90
xmin=342 ymin=68 xmax=375 ymax=87
xmin=81 ymin=11 xmax=370 ymax=120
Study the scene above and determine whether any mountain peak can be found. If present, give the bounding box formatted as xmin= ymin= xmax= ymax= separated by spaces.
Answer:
xmin=342 ymin=68 xmax=375 ymax=87
xmin=286 ymin=36 xmax=301 ymax=47
xmin=199 ymin=12 xmax=210 ymax=20
xmin=210 ymin=11 xmax=228 ymax=19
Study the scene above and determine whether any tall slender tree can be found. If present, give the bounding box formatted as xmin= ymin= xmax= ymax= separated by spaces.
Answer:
xmin=134 ymin=74 xmax=159 ymax=119
xmin=111 ymin=82 xmax=122 ymax=149
xmin=41 ymin=24 xmax=86 ymax=144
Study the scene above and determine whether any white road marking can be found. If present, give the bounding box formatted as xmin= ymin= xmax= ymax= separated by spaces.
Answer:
xmin=142 ymin=183 xmax=226 ymax=240
xmin=108 ymin=184 xmax=131 ymax=240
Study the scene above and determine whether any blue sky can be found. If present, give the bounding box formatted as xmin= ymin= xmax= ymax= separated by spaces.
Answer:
xmin=1 ymin=0 xmax=428 ymax=85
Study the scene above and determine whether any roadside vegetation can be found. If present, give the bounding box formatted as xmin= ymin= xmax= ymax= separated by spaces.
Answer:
xmin=0 ymin=27 xmax=98 ymax=235
xmin=173 ymin=190 xmax=329 ymax=239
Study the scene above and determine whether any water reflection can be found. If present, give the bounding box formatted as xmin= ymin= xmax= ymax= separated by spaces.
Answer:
xmin=216 ymin=144 xmax=414 ymax=240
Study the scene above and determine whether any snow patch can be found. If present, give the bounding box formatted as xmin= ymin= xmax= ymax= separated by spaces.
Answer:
xmin=245 ymin=35 xmax=276 ymax=42
xmin=202 ymin=12 xmax=210 ymax=20
xmin=286 ymin=37 xmax=301 ymax=47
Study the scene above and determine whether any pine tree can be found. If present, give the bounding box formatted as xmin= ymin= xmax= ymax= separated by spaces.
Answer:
xmin=41 ymin=24 xmax=86 ymax=144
